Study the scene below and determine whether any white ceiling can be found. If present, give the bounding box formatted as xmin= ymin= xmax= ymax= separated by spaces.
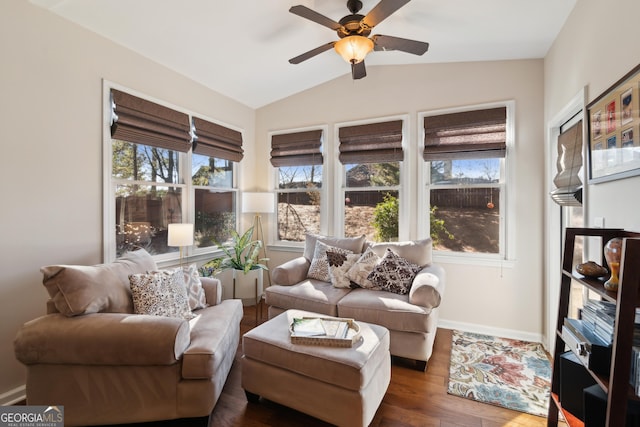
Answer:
xmin=30 ymin=0 xmax=576 ymax=109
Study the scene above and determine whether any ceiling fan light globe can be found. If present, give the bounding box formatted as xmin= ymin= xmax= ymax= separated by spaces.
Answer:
xmin=334 ymin=35 xmax=373 ymax=64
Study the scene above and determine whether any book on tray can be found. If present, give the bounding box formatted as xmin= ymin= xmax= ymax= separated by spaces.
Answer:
xmin=291 ymin=317 xmax=350 ymax=339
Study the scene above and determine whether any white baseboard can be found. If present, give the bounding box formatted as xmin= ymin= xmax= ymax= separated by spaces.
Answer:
xmin=0 ymin=385 xmax=26 ymax=406
xmin=439 ymin=319 xmax=544 ymax=347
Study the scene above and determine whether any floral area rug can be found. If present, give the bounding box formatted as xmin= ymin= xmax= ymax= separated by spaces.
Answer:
xmin=447 ymin=330 xmax=552 ymax=417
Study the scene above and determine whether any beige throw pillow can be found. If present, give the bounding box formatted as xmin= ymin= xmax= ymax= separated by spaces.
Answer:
xmin=41 ymin=248 xmax=157 ymax=316
xmin=303 ymin=233 xmax=366 ymax=262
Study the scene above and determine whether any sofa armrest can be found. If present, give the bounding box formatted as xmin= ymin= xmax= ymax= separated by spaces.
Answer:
xmin=409 ymin=263 xmax=445 ymax=309
xmin=201 ymin=276 xmax=222 ymax=305
xmin=14 ymin=313 xmax=190 ymax=366
xmin=272 ymin=256 xmax=310 ymax=286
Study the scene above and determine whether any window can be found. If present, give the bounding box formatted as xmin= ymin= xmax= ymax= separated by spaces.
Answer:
xmin=106 ymin=87 xmax=241 ymax=261
xmin=338 ymin=119 xmax=404 ymax=242
xmin=191 ymin=117 xmax=242 ymax=249
xmin=270 ymin=129 xmax=324 ymax=242
xmin=422 ymin=105 xmax=509 ymax=257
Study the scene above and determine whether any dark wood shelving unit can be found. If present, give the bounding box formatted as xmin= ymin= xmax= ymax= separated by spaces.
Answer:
xmin=548 ymin=227 xmax=640 ymax=427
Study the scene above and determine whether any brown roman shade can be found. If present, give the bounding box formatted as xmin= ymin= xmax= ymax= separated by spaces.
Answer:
xmin=270 ymin=129 xmax=323 ymax=167
xmin=550 ymin=120 xmax=583 ymax=206
xmin=192 ymin=117 xmax=244 ymax=162
xmin=423 ymin=107 xmax=507 ymax=161
xmin=110 ymin=89 xmax=192 ymax=152
xmin=338 ymin=120 xmax=403 ymax=164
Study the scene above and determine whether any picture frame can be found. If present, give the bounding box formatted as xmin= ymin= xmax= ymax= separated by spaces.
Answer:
xmin=588 ymin=63 xmax=640 ymax=183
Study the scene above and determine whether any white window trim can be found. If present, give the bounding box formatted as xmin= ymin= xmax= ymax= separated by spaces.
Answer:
xmin=417 ymin=101 xmax=516 ymax=266
xmin=102 ymin=79 xmax=242 ymax=263
xmin=269 ymin=124 xmax=329 ymax=249
xmin=334 ymin=114 xmax=410 ymax=240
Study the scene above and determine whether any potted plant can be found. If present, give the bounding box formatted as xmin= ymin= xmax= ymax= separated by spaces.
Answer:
xmin=201 ymin=226 xmax=268 ymax=274
xmin=200 ymin=226 xmax=268 ymax=300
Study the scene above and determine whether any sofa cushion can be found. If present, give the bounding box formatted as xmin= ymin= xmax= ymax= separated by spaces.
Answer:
xmin=369 ymin=239 xmax=432 ymax=267
xmin=41 ymin=249 xmax=157 ymax=316
xmin=303 ymin=234 xmax=366 ymax=262
xmin=307 ymin=241 xmax=353 ymax=282
xmin=337 ymin=289 xmax=433 ymax=334
xmin=367 ymin=248 xmax=422 ymax=295
xmin=129 ymin=269 xmax=195 ymax=320
xmin=328 ymin=252 xmax=360 ymax=288
xmin=265 ymin=280 xmax=352 ymax=317
xmin=346 ymin=247 xmax=381 ymax=290
xmin=183 ymin=263 xmax=207 ymax=310
xmin=182 ymin=299 xmax=243 ymax=379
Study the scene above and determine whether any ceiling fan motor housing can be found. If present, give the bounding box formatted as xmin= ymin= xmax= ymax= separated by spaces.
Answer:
xmin=338 ymin=14 xmax=371 ymax=38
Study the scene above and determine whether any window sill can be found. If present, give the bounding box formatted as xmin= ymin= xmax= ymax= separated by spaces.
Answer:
xmin=433 ymin=252 xmax=515 ymax=268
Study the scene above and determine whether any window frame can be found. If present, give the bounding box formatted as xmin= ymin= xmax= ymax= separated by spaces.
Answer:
xmin=418 ymin=101 xmax=516 ymax=265
xmin=102 ymin=81 xmax=241 ymax=263
xmin=334 ymin=115 xmax=410 ymax=241
xmin=269 ymin=125 xmax=328 ymax=249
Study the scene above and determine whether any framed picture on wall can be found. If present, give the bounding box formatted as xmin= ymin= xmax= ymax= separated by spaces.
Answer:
xmin=587 ymin=63 xmax=640 ymax=183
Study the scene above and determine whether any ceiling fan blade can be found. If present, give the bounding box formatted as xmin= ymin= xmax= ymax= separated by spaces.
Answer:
xmin=289 ymin=5 xmax=343 ymax=31
xmin=372 ymin=34 xmax=429 ymax=55
xmin=362 ymin=0 xmax=410 ymax=28
xmin=351 ymin=61 xmax=367 ymax=80
xmin=289 ymin=42 xmax=336 ymax=64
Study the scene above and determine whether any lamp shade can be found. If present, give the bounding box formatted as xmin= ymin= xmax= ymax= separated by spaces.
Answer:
xmin=334 ymin=36 xmax=374 ymax=64
xmin=167 ymin=223 xmax=194 ymax=247
xmin=242 ymin=192 xmax=275 ymax=214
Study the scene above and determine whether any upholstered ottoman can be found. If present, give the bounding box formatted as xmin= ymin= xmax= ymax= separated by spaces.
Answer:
xmin=242 ymin=309 xmax=391 ymax=427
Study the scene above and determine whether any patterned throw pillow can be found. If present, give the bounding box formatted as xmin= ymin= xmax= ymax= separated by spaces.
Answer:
xmin=367 ymin=248 xmax=422 ymax=295
xmin=327 ymin=251 xmax=360 ymax=288
xmin=307 ymin=241 xmax=353 ymax=282
xmin=346 ymin=247 xmax=382 ymax=289
xmin=183 ymin=263 xmax=207 ymax=310
xmin=129 ymin=269 xmax=195 ymax=320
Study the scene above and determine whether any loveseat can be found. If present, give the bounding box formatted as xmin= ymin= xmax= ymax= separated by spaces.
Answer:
xmin=265 ymin=234 xmax=445 ymax=370
xmin=14 ymin=249 xmax=243 ymax=426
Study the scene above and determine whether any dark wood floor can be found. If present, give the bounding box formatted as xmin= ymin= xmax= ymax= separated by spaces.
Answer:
xmin=206 ymin=305 xmax=561 ymax=427
xmin=25 ymin=304 xmax=563 ymax=427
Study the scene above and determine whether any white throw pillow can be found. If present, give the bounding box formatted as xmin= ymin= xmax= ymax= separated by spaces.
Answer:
xmin=327 ymin=251 xmax=360 ymax=288
xmin=307 ymin=241 xmax=353 ymax=282
xmin=129 ymin=269 xmax=195 ymax=320
xmin=346 ymin=247 xmax=382 ymax=289
xmin=183 ymin=263 xmax=207 ymax=310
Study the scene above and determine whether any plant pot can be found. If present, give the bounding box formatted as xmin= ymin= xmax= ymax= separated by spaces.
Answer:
xmin=232 ymin=268 xmax=263 ymax=304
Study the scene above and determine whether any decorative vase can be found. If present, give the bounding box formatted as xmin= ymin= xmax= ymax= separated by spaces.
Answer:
xmin=603 ymin=237 xmax=623 ymax=291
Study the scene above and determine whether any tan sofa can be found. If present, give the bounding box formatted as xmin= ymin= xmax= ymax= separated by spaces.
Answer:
xmin=265 ymin=235 xmax=445 ymax=371
xmin=14 ymin=249 xmax=243 ymax=426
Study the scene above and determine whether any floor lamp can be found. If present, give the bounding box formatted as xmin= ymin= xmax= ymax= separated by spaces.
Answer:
xmin=168 ymin=223 xmax=194 ymax=268
xmin=242 ymin=192 xmax=275 ymax=287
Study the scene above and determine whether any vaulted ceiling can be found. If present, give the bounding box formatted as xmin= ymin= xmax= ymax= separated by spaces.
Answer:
xmin=31 ymin=0 xmax=576 ymax=108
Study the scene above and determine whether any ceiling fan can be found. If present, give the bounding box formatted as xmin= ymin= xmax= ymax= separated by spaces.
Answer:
xmin=288 ymin=0 xmax=429 ymax=80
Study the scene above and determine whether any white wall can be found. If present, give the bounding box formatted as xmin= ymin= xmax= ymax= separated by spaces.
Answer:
xmin=544 ymin=0 xmax=640 ymax=345
xmin=546 ymin=0 xmax=640 ymax=232
xmin=256 ymin=59 xmax=546 ymax=342
xmin=0 ymin=0 xmax=255 ymax=404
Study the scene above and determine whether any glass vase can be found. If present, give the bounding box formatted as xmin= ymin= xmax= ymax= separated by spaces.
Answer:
xmin=604 ymin=237 xmax=623 ymax=291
